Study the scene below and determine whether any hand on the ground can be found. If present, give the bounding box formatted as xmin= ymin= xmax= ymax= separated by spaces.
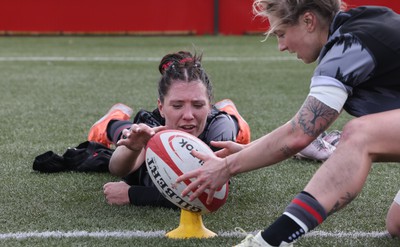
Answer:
xmin=103 ymin=181 xmax=131 ymax=205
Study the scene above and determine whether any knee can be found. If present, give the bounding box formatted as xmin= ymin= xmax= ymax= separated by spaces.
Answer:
xmin=339 ymin=118 xmax=368 ymax=147
xmin=386 ymin=194 xmax=400 ymax=237
xmin=386 ymin=209 xmax=400 ymax=237
xmin=387 ymin=225 xmax=400 ymax=238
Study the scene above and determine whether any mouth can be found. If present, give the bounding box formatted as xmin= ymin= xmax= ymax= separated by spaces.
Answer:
xmin=178 ymin=125 xmax=196 ymax=132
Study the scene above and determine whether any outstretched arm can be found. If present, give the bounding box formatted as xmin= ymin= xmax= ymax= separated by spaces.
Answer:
xmin=177 ymin=96 xmax=339 ymax=203
xmin=109 ymin=124 xmax=165 ymax=177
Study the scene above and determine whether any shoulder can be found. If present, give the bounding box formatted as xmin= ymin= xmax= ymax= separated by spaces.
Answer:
xmin=206 ymin=107 xmax=236 ymax=129
xmin=198 ymin=107 xmax=237 ymax=151
xmin=315 ymin=33 xmax=375 ymax=88
xmin=133 ymin=109 xmax=165 ymax=127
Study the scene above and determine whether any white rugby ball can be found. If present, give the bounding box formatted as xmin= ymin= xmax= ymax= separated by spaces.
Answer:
xmin=145 ymin=130 xmax=229 ymax=214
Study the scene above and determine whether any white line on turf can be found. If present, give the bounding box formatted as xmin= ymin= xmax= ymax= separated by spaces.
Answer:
xmin=0 ymin=230 xmax=166 ymax=239
xmin=0 ymin=230 xmax=390 ymax=239
xmin=0 ymin=56 xmax=296 ymax=62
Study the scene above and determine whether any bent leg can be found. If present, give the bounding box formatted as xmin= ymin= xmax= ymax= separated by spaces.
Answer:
xmin=244 ymin=110 xmax=400 ymax=247
xmin=305 ymin=109 xmax=400 ymax=214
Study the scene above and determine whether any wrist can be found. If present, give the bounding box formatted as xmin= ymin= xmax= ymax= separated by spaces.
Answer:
xmin=224 ymin=157 xmax=235 ymax=176
xmin=128 ymin=147 xmax=143 ymax=152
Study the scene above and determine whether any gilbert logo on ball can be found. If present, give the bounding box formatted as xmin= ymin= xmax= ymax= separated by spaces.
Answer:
xmin=145 ymin=130 xmax=229 ymax=214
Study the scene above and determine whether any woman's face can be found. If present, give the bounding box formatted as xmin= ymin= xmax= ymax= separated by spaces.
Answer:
xmin=158 ymin=80 xmax=211 ymax=137
xmin=269 ymin=12 xmax=327 ymax=64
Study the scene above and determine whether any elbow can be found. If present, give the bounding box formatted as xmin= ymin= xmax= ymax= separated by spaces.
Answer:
xmin=108 ymin=148 xmax=130 ymax=177
xmin=108 ymin=156 xmax=123 ymax=176
xmin=290 ymin=135 xmax=315 ymax=154
xmin=281 ymin=121 xmax=315 ymax=154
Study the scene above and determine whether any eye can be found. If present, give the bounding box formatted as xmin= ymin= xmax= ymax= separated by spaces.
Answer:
xmin=193 ymin=102 xmax=206 ymax=109
xmin=274 ymin=31 xmax=285 ymax=39
xmin=172 ymin=104 xmax=183 ymax=109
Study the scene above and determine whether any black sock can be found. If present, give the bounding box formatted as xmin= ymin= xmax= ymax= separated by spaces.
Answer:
xmin=107 ymin=120 xmax=132 ymax=144
xmin=261 ymin=191 xmax=327 ymax=245
xmin=261 ymin=214 xmax=305 ymax=246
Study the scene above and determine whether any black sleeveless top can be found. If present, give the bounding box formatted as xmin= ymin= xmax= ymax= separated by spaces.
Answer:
xmin=313 ymin=6 xmax=400 ymax=117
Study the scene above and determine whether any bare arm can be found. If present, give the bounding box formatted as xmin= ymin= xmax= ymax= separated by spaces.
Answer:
xmin=229 ymin=96 xmax=339 ymax=174
xmin=177 ymin=96 xmax=340 ymax=202
xmin=109 ymin=124 xmax=165 ymax=177
xmin=109 ymin=145 xmax=144 ymax=177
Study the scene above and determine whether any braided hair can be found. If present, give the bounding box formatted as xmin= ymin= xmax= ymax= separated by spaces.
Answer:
xmin=157 ymin=51 xmax=213 ymax=104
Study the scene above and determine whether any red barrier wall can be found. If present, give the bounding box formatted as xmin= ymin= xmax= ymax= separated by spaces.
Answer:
xmin=218 ymin=0 xmax=267 ymax=35
xmin=0 ymin=0 xmax=214 ymax=35
xmin=0 ymin=0 xmax=399 ymax=35
xmin=346 ymin=0 xmax=400 ymax=10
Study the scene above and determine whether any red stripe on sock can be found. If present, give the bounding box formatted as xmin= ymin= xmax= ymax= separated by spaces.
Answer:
xmin=292 ymin=198 xmax=324 ymax=224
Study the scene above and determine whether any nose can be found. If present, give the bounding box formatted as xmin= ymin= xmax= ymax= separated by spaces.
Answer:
xmin=182 ymin=106 xmax=194 ymax=120
xmin=278 ymin=40 xmax=288 ymax=52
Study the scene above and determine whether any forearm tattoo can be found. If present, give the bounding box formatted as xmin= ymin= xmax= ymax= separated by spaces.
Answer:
xmin=297 ymin=96 xmax=338 ymax=137
xmin=279 ymin=97 xmax=338 ymax=157
xmin=289 ymin=119 xmax=296 ymax=134
xmin=280 ymin=145 xmax=293 ymax=157
xmin=329 ymin=192 xmax=357 ymax=215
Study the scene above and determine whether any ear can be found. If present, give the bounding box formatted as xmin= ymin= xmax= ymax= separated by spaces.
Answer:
xmin=303 ymin=11 xmax=317 ymax=32
xmin=157 ymin=99 xmax=165 ymax=118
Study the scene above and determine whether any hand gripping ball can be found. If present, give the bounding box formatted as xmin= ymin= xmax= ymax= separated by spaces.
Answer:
xmin=145 ymin=130 xmax=229 ymax=214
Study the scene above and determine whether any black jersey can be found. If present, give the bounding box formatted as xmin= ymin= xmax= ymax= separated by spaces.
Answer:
xmin=313 ymin=6 xmax=400 ymax=117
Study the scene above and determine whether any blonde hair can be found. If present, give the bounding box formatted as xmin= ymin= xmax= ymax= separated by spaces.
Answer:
xmin=253 ymin=0 xmax=346 ymax=37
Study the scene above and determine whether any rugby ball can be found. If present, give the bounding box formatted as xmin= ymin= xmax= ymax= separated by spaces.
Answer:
xmin=145 ymin=130 xmax=229 ymax=214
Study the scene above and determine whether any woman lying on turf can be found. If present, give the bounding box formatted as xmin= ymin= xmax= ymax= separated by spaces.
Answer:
xmin=176 ymin=0 xmax=400 ymax=245
xmin=90 ymin=50 xmax=341 ymax=209
xmin=87 ymin=50 xmax=251 ymax=208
